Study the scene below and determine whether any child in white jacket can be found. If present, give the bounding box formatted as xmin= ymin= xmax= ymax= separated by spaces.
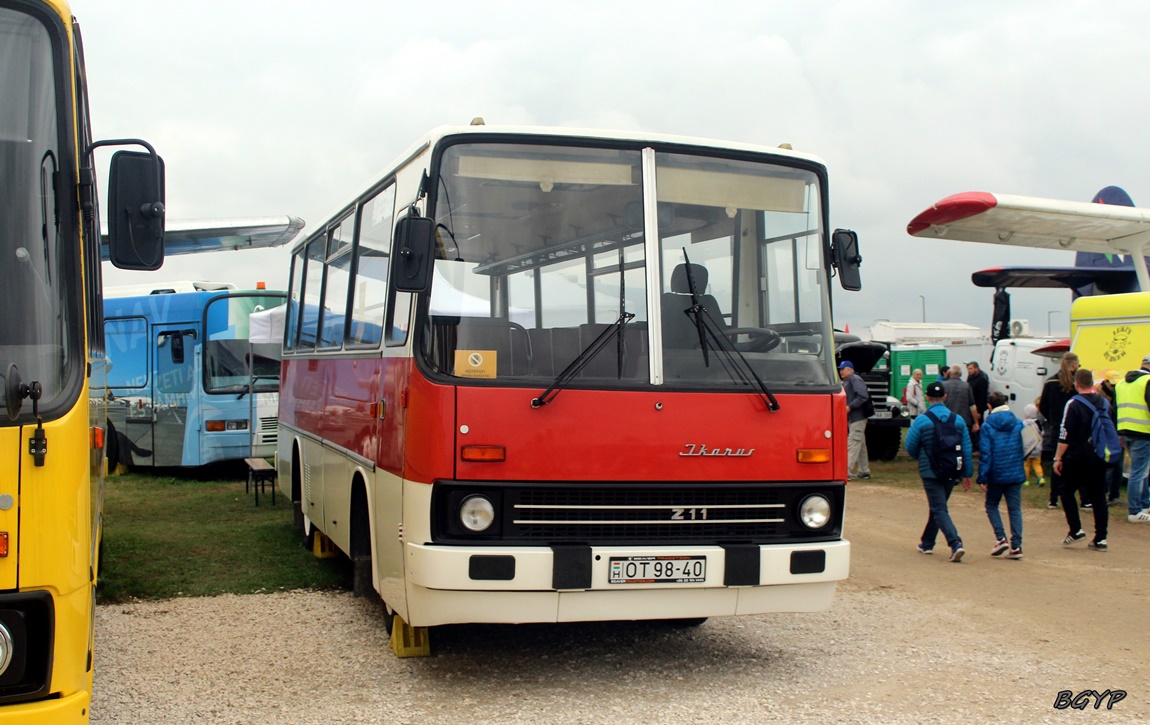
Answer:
xmin=1022 ymin=403 xmax=1044 ymax=487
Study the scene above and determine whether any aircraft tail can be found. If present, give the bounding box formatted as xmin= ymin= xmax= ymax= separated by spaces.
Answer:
xmin=1074 ymin=187 xmax=1138 ymax=296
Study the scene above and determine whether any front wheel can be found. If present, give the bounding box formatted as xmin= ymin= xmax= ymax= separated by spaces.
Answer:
xmin=301 ymin=513 xmax=316 ymax=551
xmin=866 ymin=425 xmax=902 ymax=461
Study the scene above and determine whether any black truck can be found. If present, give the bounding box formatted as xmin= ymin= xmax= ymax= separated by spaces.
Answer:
xmin=836 ymin=338 xmax=911 ymax=461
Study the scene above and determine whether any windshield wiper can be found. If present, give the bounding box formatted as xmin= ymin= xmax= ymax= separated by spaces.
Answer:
xmin=531 ymin=310 xmax=635 ymax=408
xmin=40 ymin=150 xmax=59 ymax=284
xmin=680 ymin=251 xmax=780 ymax=412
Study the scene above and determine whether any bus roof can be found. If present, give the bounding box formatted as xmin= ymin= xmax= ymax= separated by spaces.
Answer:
xmin=296 ymin=124 xmax=827 ymax=250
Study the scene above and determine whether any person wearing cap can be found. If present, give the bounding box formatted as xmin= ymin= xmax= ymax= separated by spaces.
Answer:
xmin=1115 ymin=353 xmax=1150 ymax=522
xmin=905 ymin=380 xmax=974 ymax=562
xmin=838 ymin=360 xmax=871 ymax=480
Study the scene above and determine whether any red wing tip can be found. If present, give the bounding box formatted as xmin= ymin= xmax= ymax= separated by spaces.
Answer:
xmin=907 ymin=192 xmax=998 ymax=236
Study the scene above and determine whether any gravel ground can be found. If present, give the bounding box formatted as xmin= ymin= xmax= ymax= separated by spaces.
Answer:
xmin=90 ymin=584 xmax=1139 ymax=724
xmin=91 ymin=481 xmax=1149 ymax=724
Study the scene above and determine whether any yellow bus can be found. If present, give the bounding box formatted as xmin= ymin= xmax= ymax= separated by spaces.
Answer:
xmin=1 ymin=1 xmax=165 ymax=720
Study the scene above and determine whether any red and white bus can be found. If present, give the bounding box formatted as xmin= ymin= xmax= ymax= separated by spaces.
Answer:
xmin=276 ymin=123 xmax=862 ymax=647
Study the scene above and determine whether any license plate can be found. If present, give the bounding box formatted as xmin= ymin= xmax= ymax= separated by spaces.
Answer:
xmin=871 ymin=410 xmax=892 ymax=419
xmin=609 ymin=555 xmax=707 ymax=584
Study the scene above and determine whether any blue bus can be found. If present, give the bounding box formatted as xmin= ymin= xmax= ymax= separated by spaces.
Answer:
xmin=99 ymin=284 xmax=287 ymax=468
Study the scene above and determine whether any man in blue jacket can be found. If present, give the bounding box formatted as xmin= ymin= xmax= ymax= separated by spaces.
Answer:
xmin=839 ymin=360 xmax=871 ymax=479
xmin=977 ymin=391 xmax=1026 ymax=559
xmin=906 ymin=381 xmax=974 ymax=562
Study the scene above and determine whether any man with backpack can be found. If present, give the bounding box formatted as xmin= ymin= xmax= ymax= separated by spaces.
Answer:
xmin=905 ymin=380 xmax=974 ymax=562
xmin=1053 ymin=368 xmax=1115 ymax=551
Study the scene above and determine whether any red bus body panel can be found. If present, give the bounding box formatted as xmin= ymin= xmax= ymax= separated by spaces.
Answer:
xmin=455 ymin=387 xmax=846 ymax=482
xmin=282 ymin=359 xmax=849 ymax=484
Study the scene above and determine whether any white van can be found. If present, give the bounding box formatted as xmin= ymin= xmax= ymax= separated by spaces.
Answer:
xmin=987 ymin=337 xmax=1063 ymax=417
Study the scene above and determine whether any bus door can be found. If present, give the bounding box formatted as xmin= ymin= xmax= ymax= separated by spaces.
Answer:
xmin=152 ymin=324 xmax=199 ymax=466
xmin=105 ymin=316 xmax=155 ymax=466
xmin=0 ymin=427 xmax=17 ymax=590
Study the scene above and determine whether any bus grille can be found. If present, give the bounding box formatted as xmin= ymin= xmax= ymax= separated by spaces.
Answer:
xmin=433 ymin=482 xmax=843 ymax=545
xmin=259 ymin=416 xmax=278 ymax=444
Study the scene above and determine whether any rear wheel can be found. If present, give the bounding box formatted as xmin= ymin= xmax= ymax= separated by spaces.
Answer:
xmin=292 ymin=451 xmax=311 ymax=548
xmin=350 ymin=478 xmax=377 ymax=601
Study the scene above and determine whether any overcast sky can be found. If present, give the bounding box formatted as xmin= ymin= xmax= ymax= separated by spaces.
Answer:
xmin=72 ymin=0 xmax=1150 ymax=339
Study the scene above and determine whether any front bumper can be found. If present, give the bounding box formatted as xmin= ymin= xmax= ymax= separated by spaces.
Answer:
xmin=0 ymin=690 xmax=89 ymax=724
xmin=402 ymin=539 xmax=850 ymax=626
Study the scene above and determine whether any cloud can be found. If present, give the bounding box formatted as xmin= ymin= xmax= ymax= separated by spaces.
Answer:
xmin=77 ymin=0 xmax=1150 ymax=337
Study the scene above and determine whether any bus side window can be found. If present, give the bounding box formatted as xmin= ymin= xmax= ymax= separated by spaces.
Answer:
xmin=320 ymin=219 xmax=353 ymax=349
xmin=387 ymin=290 xmax=413 ymax=346
xmin=298 ymin=237 xmax=326 ymax=350
xmin=349 ymin=182 xmax=396 ymax=348
xmin=285 ymin=249 xmax=305 ymax=350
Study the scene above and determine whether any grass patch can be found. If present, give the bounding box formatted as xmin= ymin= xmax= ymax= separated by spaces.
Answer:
xmin=863 ymin=454 xmax=1070 ymax=510
xmin=98 ymin=466 xmax=351 ymax=603
xmin=98 ymin=454 xmax=1065 ymax=603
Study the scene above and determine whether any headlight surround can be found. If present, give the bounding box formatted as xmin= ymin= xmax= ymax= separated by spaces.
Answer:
xmin=0 ymin=621 xmax=12 ymax=677
xmin=459 ymin=494 xmax=495 ymax=532
xmin=799 ymin=494 xmax=832 ymax=529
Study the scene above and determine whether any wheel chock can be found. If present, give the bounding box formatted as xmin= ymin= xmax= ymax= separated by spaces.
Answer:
xmin=390 ymin=614 xmax=430 ymax=658
xmin=312 ymin=530 xmax=338 ymax=559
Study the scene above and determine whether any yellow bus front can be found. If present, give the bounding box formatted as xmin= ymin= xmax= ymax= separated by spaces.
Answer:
xmin=0 ymin=0 xmax=103 ymax=720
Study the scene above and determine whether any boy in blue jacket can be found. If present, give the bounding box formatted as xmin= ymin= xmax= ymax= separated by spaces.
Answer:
xmin=905 ymin=381 xmax=974 ymax=562
xmin=977 ymin=391 xmax=1026 ymax=559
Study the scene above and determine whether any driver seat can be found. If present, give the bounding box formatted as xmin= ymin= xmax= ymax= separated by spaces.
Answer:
xmin=661 ymin=263 xmax=726 ymax=348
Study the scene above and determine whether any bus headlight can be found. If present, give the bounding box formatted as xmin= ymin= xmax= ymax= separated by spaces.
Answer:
xmin=0 ymin=621 xmax=13 ymax=676
xmin=799 ymin=494 xmax=831 ymax=529
xmin=459 ymin=495 xmax=495 ymax=532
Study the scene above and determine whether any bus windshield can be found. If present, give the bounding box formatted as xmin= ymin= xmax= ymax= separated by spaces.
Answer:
xmin=203 ymin=294 xmax=286 ymax=395
xmin=424 ymin=141 xmax=834 ymax=390
xmin=0 ymin=8 xmax=73 ymax=419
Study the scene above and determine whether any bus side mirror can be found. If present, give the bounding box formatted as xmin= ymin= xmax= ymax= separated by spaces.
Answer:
xmin=391 ymin=214 xmax=435 ymax=293
xmin=108 ymin=150 xmax=166 ymax=271
xmin=832 ymin=229 xmax=862 ymax=291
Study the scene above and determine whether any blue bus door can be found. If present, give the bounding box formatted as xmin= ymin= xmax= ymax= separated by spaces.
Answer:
xmin=153 ymin=324 xmax=199 ymax=466
xmin=105 ymin=316 xmax=155 ymax=466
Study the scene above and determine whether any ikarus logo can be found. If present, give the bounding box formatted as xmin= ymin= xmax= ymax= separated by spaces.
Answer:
xmin=680 ymin=444 xmax=755 ymax=457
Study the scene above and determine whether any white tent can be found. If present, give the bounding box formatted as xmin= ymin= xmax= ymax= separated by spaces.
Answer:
xmin=249 ymin=303 xmax=287 ymax=344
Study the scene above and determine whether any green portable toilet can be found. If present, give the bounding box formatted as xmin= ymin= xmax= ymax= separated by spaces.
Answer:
xmin=890 ymin=344 xmax=947 ymax=397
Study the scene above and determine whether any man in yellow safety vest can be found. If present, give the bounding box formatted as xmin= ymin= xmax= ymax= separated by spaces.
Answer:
xmin=1115 ymin=354 xmax=1150 ymax=523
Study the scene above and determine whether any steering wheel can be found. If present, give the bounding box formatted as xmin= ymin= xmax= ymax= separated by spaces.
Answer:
xmin=725 ymin=327 xmax=782 ymax=353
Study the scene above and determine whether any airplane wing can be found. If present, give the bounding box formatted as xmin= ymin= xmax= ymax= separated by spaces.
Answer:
xmin=906 ymin=192 xmax=1150 ymax=255
xmin=970 ymin=266 xmax=1138 ymax=293
xmin=100 ymin=215 xmax=305 ymax=261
